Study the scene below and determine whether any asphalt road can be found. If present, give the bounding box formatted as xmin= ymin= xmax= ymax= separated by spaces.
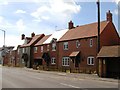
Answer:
xmin=1 ymin=66 xmax=119 ymax=89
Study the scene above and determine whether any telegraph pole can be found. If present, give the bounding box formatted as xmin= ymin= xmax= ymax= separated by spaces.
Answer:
xmin=97 ymin=0 xmax=100 ymax=53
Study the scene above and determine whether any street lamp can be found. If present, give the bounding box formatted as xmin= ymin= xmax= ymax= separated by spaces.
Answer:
xmin=0 ymin=29 xmax=6 ymax=47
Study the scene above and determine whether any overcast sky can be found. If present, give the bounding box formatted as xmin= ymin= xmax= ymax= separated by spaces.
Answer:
xmin=0 ymin=0 xmax=119 ymax=47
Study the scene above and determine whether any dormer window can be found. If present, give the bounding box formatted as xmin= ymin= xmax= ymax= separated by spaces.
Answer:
xmin=52 ymin=43 xmax=56 ymax=51
xmin=34 ymin=47 xmax=38 ymax=53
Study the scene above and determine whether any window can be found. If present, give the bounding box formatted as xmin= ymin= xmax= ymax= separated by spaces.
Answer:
xmin=41 ymin=46 xmax=43 ymax=52
xmin=52 ymin=43 xmax=56 ymax=51
xmin=76 ymin=40 xmax=80 ymax=48
xmin=17 ymin=48 xmax=20 ymax=54
xmin=63 ymin=42 xmax=68 ymax=50
xmin=34 ymin=47 xmax=38 ymax=53
xmin=62 ymin=57 xmax=70 ymax=66
xmin=47 ymin=45 xmax=49 ymax=51
xmin=90 ymin=39 xmax=93 ymax=47
xmin=51 ymin=57 xmax=56 ymax=64
xmin=87 ymin=56 xmax=94 ymax=65
xmin=22 ymin=48 xmax=26 ymax=53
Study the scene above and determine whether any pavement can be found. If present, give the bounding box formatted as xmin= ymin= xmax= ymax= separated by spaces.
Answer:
xmin=22 ymin=67 xmax=119 ymax=83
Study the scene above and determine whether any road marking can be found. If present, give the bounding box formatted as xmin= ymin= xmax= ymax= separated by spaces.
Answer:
xmin=60 ymin=83 xmax=80 ymax=88
xmin=27 ymin=76 xmax=43 ymax=80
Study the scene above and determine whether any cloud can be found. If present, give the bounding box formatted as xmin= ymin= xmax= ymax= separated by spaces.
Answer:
xmin=31 ymin=0 xmax=81 ymax=23
xmin=15 ymin=10 xmax=26 ymax=14
xmin=114 ymin=9 xmax=118 ymax=15
xmin=0 ymin=1 xmax=9 ymax=5
xmin=0 ymin=35 xmax=24 ymax=47
xmin=113 ymin=0 xmax=120 ymax=4
xmin=16 ymin=19 xmax=26 ymax=32
xmin=0 ymin=16 xmax=4 ymax=23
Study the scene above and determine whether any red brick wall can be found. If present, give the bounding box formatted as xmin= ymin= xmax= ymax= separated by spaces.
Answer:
xmin=58 ymin=37 xmax=98 ymax=73
xmin=100 ymin=22 xmax=120 ymax=48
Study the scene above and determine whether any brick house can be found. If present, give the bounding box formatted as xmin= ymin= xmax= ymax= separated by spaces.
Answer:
xmin=33 ymin=29 xmax=68 ymax=70
xmin=20 ymin=33 xmax=45 ymax=68
xmin=1 ymin=46 xmax=14 ymax=66
xmin=33 ymin=34 xmax=51 ymax=69
xmin=57 ymin=10 xmax=119 ymax=73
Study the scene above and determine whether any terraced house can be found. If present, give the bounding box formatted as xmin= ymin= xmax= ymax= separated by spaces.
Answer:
xmin=57 ymin=10 xmax=119 ymax=73
xmin=33 ymin=29 xmax=68 ymax=70
xmin=4 ymin=10 xmax=119 ymax=78
xmin=20 ymin=33 xmax=45 ymax=68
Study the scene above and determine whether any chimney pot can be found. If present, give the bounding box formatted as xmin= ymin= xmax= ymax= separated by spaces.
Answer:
xmin=106 ymin=10 xmax=112 ymax=22
xmin=21 ymin=34 xmax=25 ymax=40
xmin=31 ymin=32 xmax=35 ymax=37
xmin=68 ymin=20 xmax=74 ymax=29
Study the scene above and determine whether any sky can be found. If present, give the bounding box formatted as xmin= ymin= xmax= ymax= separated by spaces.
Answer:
xmin=0 ymin=0 xmax=120 ymax=47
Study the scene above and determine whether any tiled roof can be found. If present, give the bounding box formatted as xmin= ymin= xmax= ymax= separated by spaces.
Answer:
xmin=59 ymin=21 xmax=109 ymax=42
xmin=97 ymin=45 xmax=120 ymax=58
xmin=43 ymin=29 xmax=68 ymax=44
xmin=21 ymin=34 xmax=44 ymax=47
xmin=35 ymin=34 xmax=51 ymax=46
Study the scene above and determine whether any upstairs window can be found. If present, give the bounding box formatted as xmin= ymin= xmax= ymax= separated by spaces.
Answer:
xmin=17 ymin=48 xmax=20 ymax=54
xmin=22 ymin=48 xmax=26 ymax=53
xmin=52 ymin=43 xmax=56 ymax=51
xmin=63 ymin=42 xmax=68 ymax=50
xmin=41 ymin=46 xmax=43 ymax=52
xmin=76 ymin=40 xmax=80 ymax=48
xmin=47 ymin=45 xmax=50 ymax=51
xmin=90 ymin=39 xmax=93 ymax=47
xmin=51 ymin=57 xmax=56 ymax=64
xmin=34 ymin=47 xmax=38 ymax=53
xmin=87 ymin=56 xmax=94 ymax=65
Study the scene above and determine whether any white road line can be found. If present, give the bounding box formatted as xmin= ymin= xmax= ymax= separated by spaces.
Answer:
xmin=28 ymin=76 xmax=43 ymax=80
xmin=60 ymin=83 xmax=80 ymax=88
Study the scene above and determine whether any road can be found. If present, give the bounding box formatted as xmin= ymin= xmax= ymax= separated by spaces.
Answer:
xmin=1 ymin=66 xmax=119 ymax=89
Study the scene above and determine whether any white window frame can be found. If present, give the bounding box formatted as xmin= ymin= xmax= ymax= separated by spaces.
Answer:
xmin=17 ymin=48 xmax=20 ymax=54
xmin=90 ymin=39 xmax=93 ymax=47
xmin=51 ymin=57 xmax=56 ymax=64
xmin=62 ymin=57 xmax=70 ymax=66
xmin=34 ymin=47 xmax=38 ymax=53
xmin=63 ymin=42 xmax=68 ymax=50
xmin=22 ymin=48 xmax=26 ymax=53
xmin=52 ymin=43 xmax=56 ymax=51
xmin=41 ymin=46 xmax=43 ymax=52
xmin=87 ymin=56 xmax=94 ymax=65
xmin=76 ymin=40 xmax=80 ymax=48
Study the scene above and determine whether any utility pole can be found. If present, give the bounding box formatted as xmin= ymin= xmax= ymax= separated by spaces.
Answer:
xmin=97 ymin=0 xmax=100 ymax=53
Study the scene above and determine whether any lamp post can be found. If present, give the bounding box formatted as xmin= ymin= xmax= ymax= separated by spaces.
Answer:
xmin=0 ymin=29 xmax=6 ymax=47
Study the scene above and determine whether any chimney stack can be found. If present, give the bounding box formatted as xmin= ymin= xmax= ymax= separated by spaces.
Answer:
xmin=21 ymin=34 xmax=25 ymax=40
xmin=31 ymin=32 xmax=35 ymax=37
xmin=68 ymin=20 xmax=74 ymax=29
xmin=106 ymin=10 xmax=112 ymax=22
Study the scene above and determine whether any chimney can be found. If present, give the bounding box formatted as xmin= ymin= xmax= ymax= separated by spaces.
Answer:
xmin=31 ymin=32 xmax=35 ymax=37
xmin=68 ymin=20 xmax=74 ymax=29
xmin=21 ymin=34 xmax=25 ymax=40
xmin=106 ymin=10 xmax=112 ymax=22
